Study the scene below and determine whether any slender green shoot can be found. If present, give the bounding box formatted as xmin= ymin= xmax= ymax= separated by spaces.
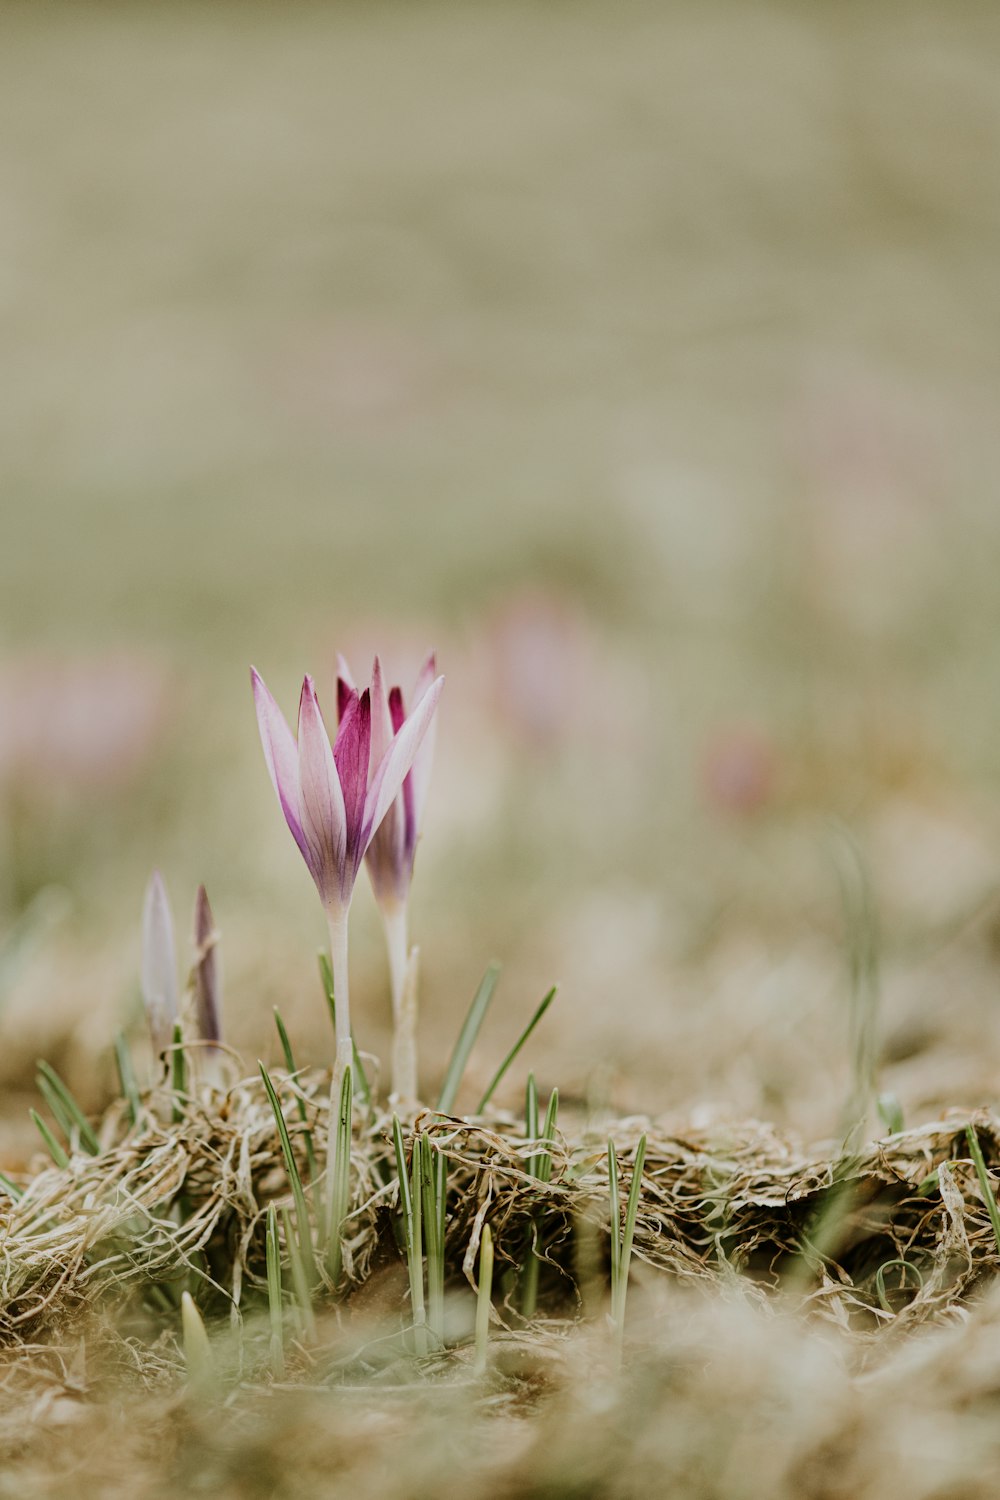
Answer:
xmin=476 ymin=985 xmax=557 ymax=1114
xmin=874 ymin=1257 xmax=923 ymax=1313
xmin=435 ymin=1139 xmax=447 ymax=1252
xmin=318 ymin=952 xmax=371 ymax=1107
xmin=273 ymin=1008 xmax=318 ymax=1182
xmin=474 ymin=1223 xmax=494 ymax=1377
xmin=521 ymin=1085 xmax=559 ymax=1317
xmin=114 ymin=1031 xmax=142 ymax=1126
xmin=265 ymin=1202 xmax=285 ymax=1379
xmin=609 ymin=1134 xmax=647 ymax=1342
xmin=877 ymin=1093 xmax=904 ymax=1136
xmin=411 ymin=1134 xmax=425 ymax=1340
xmin=171 ymin=1022 xmax=187 ymax=1123
xmin=324 ymin=1065 xmax=353 ymax=1284
xmin=35 ymin=1061 xmax=100 ymax=1156
xmin=34 ymin=1076 xmax=75 ymax=1150
xmin=525 ymin=1073 xmax=539 ymax=1159
xmin=519 ymin=1073 xmax=539 ymax=1317
xmin=967 ymin=1125 xmax=1000 ymax=1256
xmin=181 ymin=1290 xmax=215 ymax=1392
xmin=392 ymin=1116 xmax=428 ymax=1355
xmin=438 ymin=962 xmax=502 ymax=1115
xmin=419 ymin=1134 xmax=446 ymax=1341
xmin=259 ymin=1063 xmax=315 ymax=1287
xmin=281 ymin=1205 xmax=316 ymax=1341
xmin=30 ymin=1108 xmax=69 ymax=1168
xmin=0 ymin=1170 xmax=22 ymax=1200
xmin=831 ymin=828 xmax=880 ymax=1150
xmin=537 ymin=1088 xmax=559 ymax=1185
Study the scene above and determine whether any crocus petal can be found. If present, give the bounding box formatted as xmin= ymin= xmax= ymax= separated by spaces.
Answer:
xmin=369 ymin=655 xmax=396 ymax=770
xmin=408 ymin=653 xmax=439 ymax=830
xmin=141 ymin=870 xmax=178 ymax=1056
xmin=365 ymin=676 xmax=408 ymax=903
xmin=251 ymin=668 xmax=310 ymax=865
xmin=412 ymin=651 xmax=438 ymax=709
xmin=388 ymin=685 xmax=417 ymax=852
xmin=388 ymin=684 xmax=406 ymax=736
xmin=336 ymin=653 xmax=356 ymax=724
xmin=191 ymin=884 xmax=222 ymax=1049
xmin=333 ymin=685 xmax=372 ymax=857
xmin=362 ymin=674 xmax=444 ymax=852
xmin=336 ymin=652 xmax=356 ymax=690
xmin=296 ymin=676 xmax=349 ymax=906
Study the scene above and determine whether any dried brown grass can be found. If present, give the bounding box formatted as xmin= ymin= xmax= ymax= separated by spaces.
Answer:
xmin=3 ymin=1067 xmax=1000 ymax=1497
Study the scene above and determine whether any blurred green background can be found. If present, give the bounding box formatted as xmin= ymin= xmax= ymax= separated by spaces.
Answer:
xmin=3 ymin=2 xmax=1000 ymax=1146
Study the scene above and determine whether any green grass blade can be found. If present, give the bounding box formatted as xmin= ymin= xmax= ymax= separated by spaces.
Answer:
xmin=265 ymin=1202 xmax=285 ymax=1379
xmin=475 ymin=985 xmax=557 ymax=1114
xmin=474 ymin=1223 xmax=494 ymax=1377
xmin=36 ymin=1061 xmax=100 ymax=1156
xmin=318 ymin=953 xmax=372 ymax=1107
xmin=30 ymin=1108 xmax=69 ymax=1168
xmin=281 ymin=1205 xmax=316 ymax=1341
xmin=877 ymin=1092 xmax=904 ymax=1136
xmin=171 ymin=1022 xmax=187 ymax=1123
xmin=438 ymin=962 xmax=502 ymax=1115
xmin=874 ymin=1257 xmax=923 ymax=1313
xmin=525 ymin=1072 xmax=539 ymax=1167
xmin=0 ymin=1170 xmax=23 ymax=1201
xmin=273 ymin=1008 xmax=318 ymax=1181
xmin=410 ymin=1134 xmax=427 ymax=1352
xmin=607 ymin=1141 xmax=621 ymax=1312
xmin=419 ymin=1135 xmax=445 ymax=1340
xmin=392 ymin=1116 xmax=428 ymax=1355
xmin=618 ymin=1134 xmax=647 ymax=1319
xmin=114 ymin=1032 xmax=141 ymax=1126
xmin=831 ymin=829 xmax=881 ymax=1150
xmin=967 ymin=1125 xmax=1000 ymax=1255
xmin=259 ymin=1063 xmax=315 ymax=1284
xmin=34 ymin=1075 xmax=74 ymax=1146
xmin=537 ymin=1089 xmax=559 ymax=1185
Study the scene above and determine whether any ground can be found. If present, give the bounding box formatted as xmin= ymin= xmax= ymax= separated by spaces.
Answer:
xmin=2 ymin=2 xmax=1000 ymax=1495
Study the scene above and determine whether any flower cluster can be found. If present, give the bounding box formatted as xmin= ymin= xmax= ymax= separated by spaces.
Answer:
xmin=251 ymin=655 xmax=443 ymax=1090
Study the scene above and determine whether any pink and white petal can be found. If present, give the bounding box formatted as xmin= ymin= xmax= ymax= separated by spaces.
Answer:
xmin=141 ymin=870 xmax=179 ymax=1056
xmin=362 ymin=674 xmax=444 ymax=851
xmin=412 ymin=651 xmax=438 ymax=707
xmin=336 ymin=653 xmax=356 ymax=690
xmin=336 ymin=653 xmax=357 ymax=724
xmin=251 ymin=668 xmax=309 ymax=862
xmin=408 ymin=656 xmax=440 ymax=829
xmin=388 ymin=684 xmax=406 ymax=736
xmin=333 ymin=686 xmax=372 ymax=853
xmin=369 ymin=655 xmax=396 ymax=771
xmin=296 ymin=676 xmax=348 ymax=903
xmin=388 ymin=686 xmax=417 ymax=839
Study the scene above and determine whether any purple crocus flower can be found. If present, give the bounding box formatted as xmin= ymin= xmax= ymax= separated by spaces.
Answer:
xmin=251 ymin=663 xmax=443 ymax=1075
xmin=336 ymin=653 xmax=438 ymax=1101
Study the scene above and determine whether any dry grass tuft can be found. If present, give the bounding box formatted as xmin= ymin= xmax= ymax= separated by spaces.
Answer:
xmin=3 ymin=1074 xmax=1000 ymax=1495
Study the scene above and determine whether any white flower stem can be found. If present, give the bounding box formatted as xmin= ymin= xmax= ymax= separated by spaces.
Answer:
xmin=383 ymin=902 xmax=418 ymax=1104
xmin=326 ymin=906 xmax=353 ymax=1080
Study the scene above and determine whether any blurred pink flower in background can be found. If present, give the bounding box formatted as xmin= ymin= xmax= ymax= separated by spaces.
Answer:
xmin=0 ymin=652 xmax=172 ymax=795
xmin=701 ymin=726 xmax=777 ymax=818
xmin=478 ymin=590 xmax=592 ymax=754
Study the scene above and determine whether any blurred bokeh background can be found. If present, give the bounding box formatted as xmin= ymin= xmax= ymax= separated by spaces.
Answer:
xmin=3 ymin=2 xmax=1000 ymax=1154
